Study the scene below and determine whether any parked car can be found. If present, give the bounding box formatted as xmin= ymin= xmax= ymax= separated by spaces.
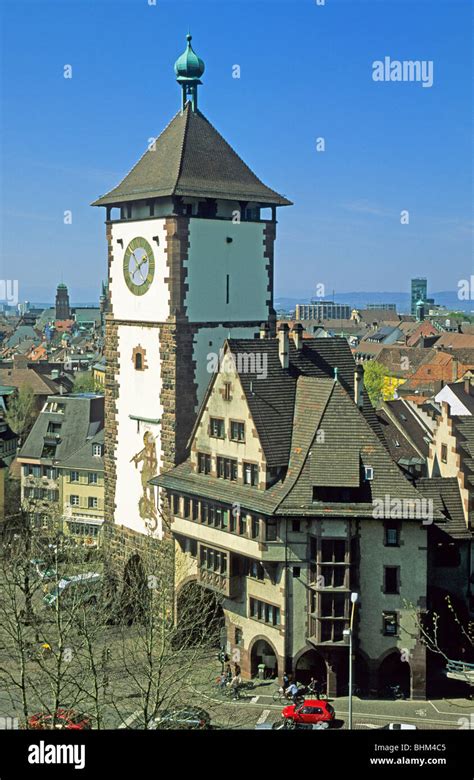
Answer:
xmin=266 ymin=720 xmax=329 ymax=731
xmin=149 ymin=707 xmax=211 ymax=730
xmin=281 ymin=699 xmax=335 ymax=726
xmin=27 ymin=708 xmax=91 ymax=730
xmin=380 ymin=723 xmax=417 ymax=730
xmin=43 ymin=572 xmax=101 ymax=608
xmin=30 ymin=559 xmax=57 ymax=581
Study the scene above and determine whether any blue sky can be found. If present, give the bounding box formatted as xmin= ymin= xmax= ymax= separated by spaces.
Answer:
xmin=0 ymin=0 xmax=472 ymax=303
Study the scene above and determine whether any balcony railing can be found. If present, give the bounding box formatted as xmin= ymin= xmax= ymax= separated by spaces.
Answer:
xmin=197 ymin=567 xmax=240 ymax=599
xmin=171 ymin=515 xmax=287 ymax=562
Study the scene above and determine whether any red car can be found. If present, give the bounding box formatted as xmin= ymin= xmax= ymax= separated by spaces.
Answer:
xmin=27 ymin=708 xmax=91 ymax=730
xmin=282 ymin=699 xmax=335 ymax=726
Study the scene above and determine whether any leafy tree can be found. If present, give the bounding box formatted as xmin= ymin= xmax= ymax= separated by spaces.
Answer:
xmin=5 ymin=385 xmax=36 ymax=444
xmin=363 ymin=360 xmax=387 ymax=406
xmin=73 ymin=371 xmax=102 ymax=394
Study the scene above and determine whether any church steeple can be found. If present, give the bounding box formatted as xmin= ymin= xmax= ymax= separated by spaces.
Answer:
xmin=174 ymin=33 xmax=205 ymax=112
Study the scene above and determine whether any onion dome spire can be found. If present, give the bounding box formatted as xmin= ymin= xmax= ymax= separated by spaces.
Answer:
xmin=174 ymin=33 xmax=205 ymax=112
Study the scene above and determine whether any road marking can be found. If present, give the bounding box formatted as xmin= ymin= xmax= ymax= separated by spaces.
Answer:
xmin=256 ymin=709 xmax=270 ymax=725
xmin=335 ymin=710 xmax=459 ymax=727
xmin=357 ymin=723 xmax=379 ymax=729
xmin=251 ymin=696 xmax=260 ymax=704
xmin=118 ymin=709 xmax=141 ymax=729
xmin=429 ymin=701 xmax=441 ymax=714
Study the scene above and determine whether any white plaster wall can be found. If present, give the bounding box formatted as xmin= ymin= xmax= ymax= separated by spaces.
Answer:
xmin=192 ymin=325 xmax=259 ymax=406
xmin=435 ymin=385 xmax=471 ymax=416
xmin=185 ymin=219 xmax=269 ymax=323
xmin=114 ymin=324 xmax=163 ymax=538
xmin=110 ymin=219 xmax=169 ymax=323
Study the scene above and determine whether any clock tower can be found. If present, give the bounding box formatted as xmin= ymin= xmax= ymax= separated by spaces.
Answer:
xmin=92 ymin=35 xmax=291 ymax=544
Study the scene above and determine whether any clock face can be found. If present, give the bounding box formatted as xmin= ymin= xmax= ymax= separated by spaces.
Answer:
xmin=123 ymin=237 xmax=155 ymax=295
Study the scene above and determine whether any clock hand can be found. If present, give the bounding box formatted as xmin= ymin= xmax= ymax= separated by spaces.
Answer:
xmin=136 ymin=252 xmax=148 ymax=270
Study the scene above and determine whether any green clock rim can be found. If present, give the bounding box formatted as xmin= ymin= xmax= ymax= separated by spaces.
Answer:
xmin=123 ymin=237 xmax=155 ymax=296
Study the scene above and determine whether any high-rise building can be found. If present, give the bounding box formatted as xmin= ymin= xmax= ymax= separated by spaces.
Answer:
xmin=55 ymin=283 xmax=70 ymax=321
xmin=411 ymin=278 xmax=427 ymax=316
xmin=92 ymin=35 xmax=291 ymax=544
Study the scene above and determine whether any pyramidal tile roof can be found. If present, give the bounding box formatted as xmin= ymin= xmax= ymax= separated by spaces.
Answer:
xmin=92 ymin=102 xmax=291 ymax=207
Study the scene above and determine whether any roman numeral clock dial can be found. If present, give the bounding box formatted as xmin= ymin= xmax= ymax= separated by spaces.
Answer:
xmin=123 ymin=237 xmax=155 ymax=295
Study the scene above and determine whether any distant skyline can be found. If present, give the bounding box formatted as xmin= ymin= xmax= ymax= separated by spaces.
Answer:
xmin=0 ymin=0 xmax=472 ymax=301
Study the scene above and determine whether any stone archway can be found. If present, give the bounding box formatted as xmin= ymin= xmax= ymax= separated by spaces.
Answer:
xmin=120 ymin=553 xmax=149 ymax=624
xmin=294 ymin=648 xmax=328 ymax=688
xmin=378 ymin=649 xmax=411 ymax=698
xmin=175 ymin=580 xmax=225 ymax=650
xmin=249 ymin=636 xmax=279 ymax=679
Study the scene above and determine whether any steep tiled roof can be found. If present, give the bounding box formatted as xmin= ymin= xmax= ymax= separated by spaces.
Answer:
xmin=225 ymin=336 xmax=384 ymax=468
xmin=0 ymin=367 xmax=59 ymax=396
xmin=156 ymin=369 xmax=438 ymax=521
xmin=92 ymin=103 xmax=291 ymax=207
xmin=376 ymin=408 xmax=424 ymax=465
xmin=279 ymin=381 xmax=426 ymax=513
xmin=434 ymin=332 xmax=474 ymax=350
xmin=383 ymin=400 xmax=431 ymax=457
xmin=416 ymin=477 xmax=470 ymax=538
xmin=19 ymin=395 xmax=104 ymax=462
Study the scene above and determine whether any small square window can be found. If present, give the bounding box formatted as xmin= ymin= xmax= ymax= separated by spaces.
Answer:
xmin=383 ymin=612 xmax=398 ymax=636
xmin=292 ymin=519 xmax=301 ymax=533
xmin=384 ymin=566 xmax=399 ymax=594
xmin=210 ymin=418 xmax=225 ymax=438
xmin=385 ymin=525 xmax=399 ymax=547
xmin=441 ymin=444 xmax=448 ymax=464
xmin=230 ymin=421 xmax=245 ymax=442
xmin=293 ymin=567 xmax=301 ymax=578
xmin=364 ymin=466 xmax=374 ymax=481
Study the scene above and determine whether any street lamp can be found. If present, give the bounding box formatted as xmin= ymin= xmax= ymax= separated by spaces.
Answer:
xmin=343 ymin=592 xmax=358 ymax=731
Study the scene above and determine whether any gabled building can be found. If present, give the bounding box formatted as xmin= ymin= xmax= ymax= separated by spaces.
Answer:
xmin=18 ymin=394 xmax=104 ymax=545
xmin=155 ymin=326 xmax=439 ymax=698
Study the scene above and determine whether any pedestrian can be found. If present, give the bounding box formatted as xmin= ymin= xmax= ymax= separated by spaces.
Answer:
xmin=231 ymin=673 xmax=241 ymax=700
xmin=234 ymin=662 xmax=241 ymax=677
xmin=285 ymin=680 xmax=299 ymax=704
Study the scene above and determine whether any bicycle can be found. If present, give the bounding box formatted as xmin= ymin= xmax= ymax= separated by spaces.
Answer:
xmin=307 ymin=684 xmax=328 ymax=700
xmin=272 ymin=686 xmax=305 ymax=705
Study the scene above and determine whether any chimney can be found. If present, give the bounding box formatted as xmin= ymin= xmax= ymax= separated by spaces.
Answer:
xmin=259 ymin=322 xmax=270 ymax=340
xmin=465 ymin=377 xmax=471 ymax=396
xmin=452 ymin=358 xmax=458 ymax=382
xmin=13 ymin=354 xmax=28 ymax=369
xmin=354 ymin=363 xmax=364 ymax=409
xmin=291 ymin=322 xmax=304 ymax=350
xmin=278 ymin=323 xmax=290 ymax=370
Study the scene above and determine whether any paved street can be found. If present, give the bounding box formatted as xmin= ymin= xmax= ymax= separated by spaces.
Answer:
xmin=1 ymin=627 xmax=472 ymax=731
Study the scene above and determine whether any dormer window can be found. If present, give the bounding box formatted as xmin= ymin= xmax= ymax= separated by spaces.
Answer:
xmin=364 ymin=466 xmax=374 ymax=481
xmin=92 ymin=443 xmax=103 ymax=457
